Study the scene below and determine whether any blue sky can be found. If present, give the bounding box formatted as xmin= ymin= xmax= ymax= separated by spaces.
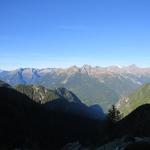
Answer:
xmin=0 ymin=0 xmax=150 ymax=70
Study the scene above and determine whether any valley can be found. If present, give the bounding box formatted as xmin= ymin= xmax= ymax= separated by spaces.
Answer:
xmin=1 ymin=65 xmax=150 ymax=149
xmin=1 ymin=65 xmax=150 ymax=111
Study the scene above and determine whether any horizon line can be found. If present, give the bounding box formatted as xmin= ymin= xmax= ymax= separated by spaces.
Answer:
xmin=1 ymin=64 xmax=150 ymax=71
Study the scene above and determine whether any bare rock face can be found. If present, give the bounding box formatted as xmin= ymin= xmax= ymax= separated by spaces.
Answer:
xmin=15 ymin=84 xmax=59 ymax=104
xmin=15 ymin=84 xmax=82 ymax=104
xmin=55 ymin=87 xmax=82 ymax=104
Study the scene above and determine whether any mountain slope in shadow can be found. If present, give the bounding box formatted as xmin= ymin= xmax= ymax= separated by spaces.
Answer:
xmin=0 ymin=83 xmax=106 ymax=149
xmin=99 ymin=104 xmax=150 ymax=147
xmin=15 ymin=84 xmax=106 ymax=120
xmin=90 ymin=104 xmax=150 ymax=150
xmin=115 ymin=104 xmax=150 ymax=137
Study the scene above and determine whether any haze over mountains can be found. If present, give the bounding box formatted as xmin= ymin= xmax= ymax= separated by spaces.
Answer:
xmin=1 ymin=64 xmax=150 ymax=111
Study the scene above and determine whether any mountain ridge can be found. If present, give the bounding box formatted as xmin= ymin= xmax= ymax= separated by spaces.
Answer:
xmin=2 ymin=64 xmax=150 ymax=74
xmin=2 ymin=80 xmax=150 ymax=149
xmin=15 ymin=84 xmax=106 ymax=120
xmin=1 ymin=65 xmax=150 ymax=111
xmin=0 ymin=84 xmax=106 ymax=149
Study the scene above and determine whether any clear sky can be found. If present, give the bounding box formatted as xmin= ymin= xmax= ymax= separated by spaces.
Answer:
xmin=0 ymin=0 xmax=150 ymax=70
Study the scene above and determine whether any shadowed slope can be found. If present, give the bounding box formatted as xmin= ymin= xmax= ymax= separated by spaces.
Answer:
xmin=0 ymin=83 xmax=106 ymax=149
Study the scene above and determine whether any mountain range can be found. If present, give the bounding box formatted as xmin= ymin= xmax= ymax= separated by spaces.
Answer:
xmin=2 ymin=80 xmax=150 ymax=149
xmin=1 ymin=65 xmax=150 ymax=111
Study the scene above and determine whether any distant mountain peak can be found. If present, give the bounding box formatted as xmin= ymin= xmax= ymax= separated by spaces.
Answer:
xmin=81 ymin=64 xmax=92 ymax=74
xmin=126 ymin=64 xmax=139 ymax=70
xmin=67 ymin=65 xmax=79 ymax=73
xmin=82 ymin=64 xmax=92 ymax=69
xmin=128 ymin=64 xmax=138 ymax=67
xmin=2 ymin=64 xmax=150 ymax=74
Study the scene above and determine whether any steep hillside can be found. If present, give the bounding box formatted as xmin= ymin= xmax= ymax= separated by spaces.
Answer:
xmin=115 ymin=104 xmax=150 ymax=137
xmin=118 ymin=84 xmax=150 ymax=116
xmin=15 ymin=84 xmax=83 ymax=104
xmin=97 ymin=73 xmax=140 ymax=96
xmin=55 ymin=87 xmax=82 ymax=103
xmin=94 ymin=104 xmax=150 ymax=150
xmin=54 ymin=73 xmax=119 ymax=110
xmin=15 ymin=84 xmax=106 ymax=120
xmin=0 ymin=82 xmax=106 ymax=149
xmin=15 ymin=84 xmax=59 ymax=104
xmin=62 ymin=104 xmax=150 ymax=150
xmin=11 ymin=71 xmax=120 ymax=110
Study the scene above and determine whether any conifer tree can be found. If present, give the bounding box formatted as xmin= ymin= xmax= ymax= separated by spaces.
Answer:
xmin=108 ymin=105 xmax=122 ymax=123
